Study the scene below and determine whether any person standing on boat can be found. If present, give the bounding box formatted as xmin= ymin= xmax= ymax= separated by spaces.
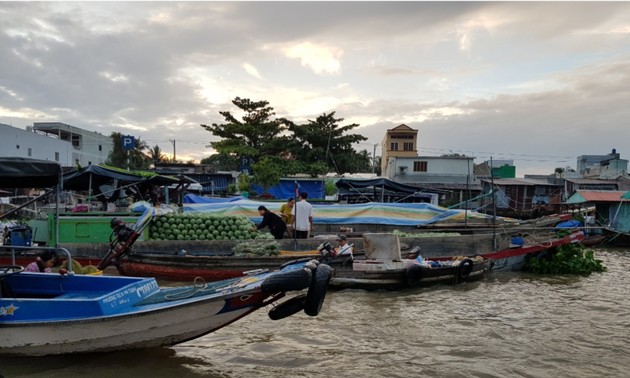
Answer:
xmin=292 ymin=192 xmax=314 ymax=239
xmin=253 ymin=206 xmax=287 ymax=240
xmin=24 ymin=251 xmax=58 ymax=273
xmin=334 ymin=234 xmax=353 ymax=258
xmin=279 ymin=197 xmax=295 ymax=237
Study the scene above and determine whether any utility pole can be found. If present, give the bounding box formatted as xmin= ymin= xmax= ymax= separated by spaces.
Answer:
xmin=372 ymin=143 xmax=377 ymax=174
xmin=169 ymin=139 xmax=176 ymax=162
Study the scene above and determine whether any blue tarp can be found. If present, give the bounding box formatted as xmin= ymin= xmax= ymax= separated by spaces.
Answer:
xmin=181 ymin=199 xmax=501 ymax=226
xmin=183 ymin=194 xmax=246 ymax=203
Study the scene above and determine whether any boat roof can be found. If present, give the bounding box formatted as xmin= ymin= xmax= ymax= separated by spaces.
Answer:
xmin=0 ymin=157 xmax=61 ymax=188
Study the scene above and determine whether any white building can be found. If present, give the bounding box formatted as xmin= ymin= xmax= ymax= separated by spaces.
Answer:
xmin=0 ymin=122 xmax=113 ymax=168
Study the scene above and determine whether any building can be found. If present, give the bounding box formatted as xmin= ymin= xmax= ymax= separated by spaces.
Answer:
xmin=31 ymin=122 xmax=113 ymax=167
xmin=380 ymin=124 xmax=480 ymax=208
xmin=0 ymin=122 xmax=113 ymax=168
xmin=380 ymin=124 xmax=418 ymax=175
xmin=479 ymin=178 xmax=563 ymax=218
xmin=576 ymin=149 xmax=628 ymax=178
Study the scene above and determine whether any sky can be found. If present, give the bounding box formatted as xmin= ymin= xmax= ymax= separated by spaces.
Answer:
xmin=1 ymin=1 xmax=630 ymax=176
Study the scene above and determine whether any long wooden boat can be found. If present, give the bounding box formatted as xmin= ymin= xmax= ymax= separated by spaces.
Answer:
xmin=0 ymin=246 xmax=331 ymax=356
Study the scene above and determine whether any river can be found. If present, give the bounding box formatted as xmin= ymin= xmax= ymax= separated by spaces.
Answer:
xmin=1 ymin=248 xmax=629 ymax=378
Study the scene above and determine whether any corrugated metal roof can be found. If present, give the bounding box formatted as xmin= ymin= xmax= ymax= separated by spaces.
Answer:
xmin=565 ymin=178 xmax=617 ymax=184
xmin=576 ymin=190 xmax=628 ymax=202
xmin=480 ymin=178 xmax=560 ymax=186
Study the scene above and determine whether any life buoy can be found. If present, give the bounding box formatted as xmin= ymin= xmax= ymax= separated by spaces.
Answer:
xmin=268 ymin=294 xmax=306 ymax=320
xmin=304 ymin=264 xmax=333 ymax=316
xmin=457 ymin=258 xmax=474 ymax=281
xmin=404 ymin=264 xmax=423 ymax=286
xmin=261 ymin=267 xmax=312 ymax=294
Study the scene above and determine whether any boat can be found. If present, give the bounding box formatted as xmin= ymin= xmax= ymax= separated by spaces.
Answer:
xmin=478 ymin=228 xmax=584 ymax=271
xmin=0 ymin=157 xmax=333 ymax=356
xmin=0 ymin=246 xmax=331 ymax=356
xmin=318 ymin=233 xmax=490 ymax=290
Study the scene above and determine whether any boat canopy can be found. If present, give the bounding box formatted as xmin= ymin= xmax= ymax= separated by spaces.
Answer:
xmin=0 ymin=157 xmax=61 ymax=188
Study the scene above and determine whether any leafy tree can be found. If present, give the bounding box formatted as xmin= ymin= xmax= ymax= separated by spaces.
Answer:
xmin=200 ymin=97 xmax=291 ymax=161
xmin=288 ymin=112 xmax=367 ymax=174
xmin=252 ymin=157 xmax=283 ymax=194
xmin=105 ymin=132 xmax=150 ymax=170
xmin=148 ymin=145 xmax=165 ymax=165
xmin=201 ymin=152 xmax=240 ymax=172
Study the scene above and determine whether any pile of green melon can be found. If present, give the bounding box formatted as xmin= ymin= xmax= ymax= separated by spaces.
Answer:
xmin=148 ymin=213 xmax=274 ymax=241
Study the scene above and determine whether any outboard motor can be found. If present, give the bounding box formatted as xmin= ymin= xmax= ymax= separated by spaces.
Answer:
xmin=110 ymin=218 xmax=134 ymax=243
xmin=317 ymin=241 xmax=335 ymax=257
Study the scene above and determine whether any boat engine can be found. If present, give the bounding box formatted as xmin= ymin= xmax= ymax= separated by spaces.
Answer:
xmin=110 ymin=218 xmax=134 ymax=242
xmin=317 ymin=241 xmax=335 ymax=257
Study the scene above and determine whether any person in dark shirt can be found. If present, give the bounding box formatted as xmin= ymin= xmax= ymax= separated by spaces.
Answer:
xmin=253 ymin=206 xmax=287 ymax=239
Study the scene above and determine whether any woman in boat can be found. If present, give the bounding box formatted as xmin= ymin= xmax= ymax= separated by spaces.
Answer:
xmin=24 ymin=251 xmax=58 ymax=273
xmin=253 ymin=206 xmax=287 ymax=240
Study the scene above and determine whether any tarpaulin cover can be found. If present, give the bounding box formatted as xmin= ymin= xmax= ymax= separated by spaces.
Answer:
xmin=182 ymin=198 xmax=499 ymax=226
xmin=183 ymin=194 xmax=246 ymax=203
xmin=250 ymin=179 xmax=324 ymax=199
xmin=0 ymin=157 xmax=61 ymax=188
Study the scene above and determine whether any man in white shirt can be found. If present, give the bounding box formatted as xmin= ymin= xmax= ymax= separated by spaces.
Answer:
xmin=335 ymin=234 xmax=353 ymax=258
xmin=292 ymin=192 xmax=313 ymax=239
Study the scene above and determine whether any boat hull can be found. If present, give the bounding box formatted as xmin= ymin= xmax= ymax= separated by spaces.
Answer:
xmin=328 ymin=259 xmax=490 ymax=290
xmin=0 ymin=293 xmax=263 ymax=356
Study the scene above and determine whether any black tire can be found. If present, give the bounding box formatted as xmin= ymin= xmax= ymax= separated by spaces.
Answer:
xmin=304 ymin=264 xmax=332 ymax=316
xmin=404 ymin=264 xmax=423 ymax=286
xmin=261 ymin=267 xmax=312 ymax=294
xmin=458 ymin=258 xmax=474 ymax=281
xmin=280 ymin=257 xmax=317 ymax=269
xmin=268 ymin=294 xmax=306 ymax=320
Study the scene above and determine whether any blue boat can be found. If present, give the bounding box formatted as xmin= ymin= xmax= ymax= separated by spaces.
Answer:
xmin=0 ymin=254 xmax=330 ymax=356
xmin=0 ymin=157 xmax=333 ymax=356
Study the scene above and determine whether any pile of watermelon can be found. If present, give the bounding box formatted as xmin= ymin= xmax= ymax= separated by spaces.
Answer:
xmin=148 ymin=213 xmax=273 ymax=241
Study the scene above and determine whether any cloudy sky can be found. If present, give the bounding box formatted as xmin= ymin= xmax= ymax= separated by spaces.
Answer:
xmin=1 ymin=1 xmax=630 ymax=176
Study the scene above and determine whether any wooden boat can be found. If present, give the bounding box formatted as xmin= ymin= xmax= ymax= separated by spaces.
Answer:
xmin=118 ymin=251 xmax=320 ymax=282
xmin=319 ymin=233 xmax=490 ymax=291
xmin=478 ymin=228 xmax=584 ymax=272
xmin=0 ymin=246 xmax=332 ymax=356
xmin=601 ymin=226 xmax=630 ymax=247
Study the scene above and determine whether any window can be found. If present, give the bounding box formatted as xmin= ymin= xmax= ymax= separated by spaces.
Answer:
xmin=99 ymin=144 xmax=102 ymax=151
xmin=28 ymin=148 xmax=32 ymax=157
xmin=16 ymin=145 xmax=20 ymax=149
xmin=55 ymin=152 xmax=60 ymax=162
xmin=390 ymin=142 xmax=398 ymax=151
xmin=413 ymin=161 xmax=428 ymax=172
xmin=403 ymin=142 xmax=414 ymax=151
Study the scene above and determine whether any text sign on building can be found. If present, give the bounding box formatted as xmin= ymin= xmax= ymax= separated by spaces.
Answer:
xmin=122 ymin=135 xmax=136 ymax=151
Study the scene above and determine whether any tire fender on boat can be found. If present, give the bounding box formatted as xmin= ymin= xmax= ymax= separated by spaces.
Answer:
xmin=304 ymin=264 xmax=333 ymax=317
xmin=457 ymin=258 xmax=474 ymax=281
xmin=268 ymin=294 xmax=307 ymax=320
xmin=404 ymin=264 xmax=423 ymax=286
xmin=261 ymin=267 xmax=313 ymax=294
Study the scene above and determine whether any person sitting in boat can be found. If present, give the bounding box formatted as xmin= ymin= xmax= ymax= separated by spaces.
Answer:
xmin=253 ymin=206 xmax=287 ymax=240
xmin=334 ymin=234 xmax=353 ymax=259
xmin=24 ymin=251 xmax=58 ymax=273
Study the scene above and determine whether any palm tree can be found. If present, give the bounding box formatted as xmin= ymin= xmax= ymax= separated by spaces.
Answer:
xmin=148 ymin=145 xmax=165 ymax=165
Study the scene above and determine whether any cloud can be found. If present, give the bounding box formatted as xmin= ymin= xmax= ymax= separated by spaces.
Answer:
xmin=284 ymin=42 xmax=342 ymax=75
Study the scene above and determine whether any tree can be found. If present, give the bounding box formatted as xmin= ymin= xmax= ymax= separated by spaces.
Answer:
xmin=105 ymin=133 xmax=150 ymax=170
xmin=200 ymin=97 xmax=292 ymax=161
xmin=252 ymin=157 xmax=283 ymax=194
xmin=200 ymin=152 xmax=240 ymax=172
xmin=288 ymin=112 xmax=367 ymax=174
xmin=148 ymin=145 xmax=165 ymax=165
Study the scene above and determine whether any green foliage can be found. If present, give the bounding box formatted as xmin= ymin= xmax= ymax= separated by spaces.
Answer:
xmin=238 ymin=173 xmax=251 ymax=192
xmin=324 ymin=179 xmax=338 ymax=196
xmin=200 ymin=97 xmax=291 ymax=161
xmin=200 ymin=152 xmax=240 ymax=171
xmin=252 ymin=157 xmax=282 ymax=194
xmin=524 ymin=244 xmax=607 ymax=275
xmin=105 ymin=132 xmax=150 ymax=170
